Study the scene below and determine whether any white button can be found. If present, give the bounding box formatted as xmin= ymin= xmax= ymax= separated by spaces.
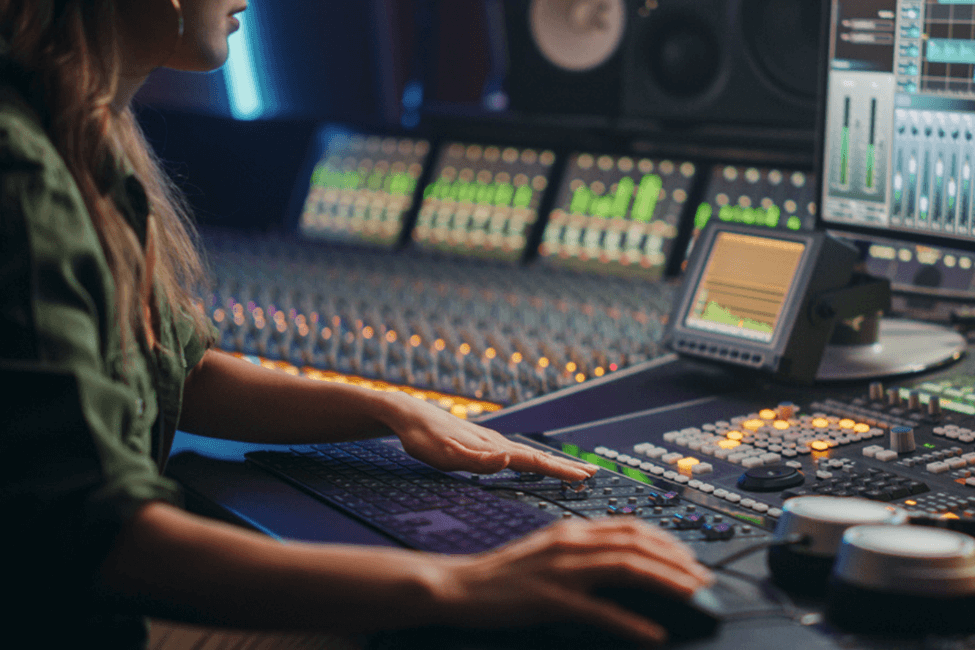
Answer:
xmin=752 ymin=503 xmax=769 ymax=513
xmin=640 ymin=462 xmax=655 ymax=472
xmin=627 ymin=457 xmax=642 ymax=467
xmin=699 ymin=483 xmax=715 ymax=493
xmin=768 ymin=507 xmax=783 ymax=518
xmin=662 ymin=452 xmax=684 ymax=465
xmin=675 ymin=475 xmax=690 ymax=484
xmin=663 ymin=431 xmax=681 ymax=442
xmin=663 ymin=470 xmax=679 ymax=480
xmin=761 ymin=453 xmax=781 ymax=464
xmin=862 ymin=445 xmax=882 ymax=458
xmin=650 ymin=466 xmax=665 ymax=475
xmin=616 ymin=454 xmax=632 ymax=463
xmin=713 ymin=488 xmax=729 ymax=498
xmin=875 ymin=450 xmax=898 ymax=462
xmin=688 ymin=479 xmax=703 ymax=489
xmin=742 ymin=457 xmax=764 ymax=469
xmin=786 ymin=460 xmax=803 ymax=469
xmin=740 ymin=498 xmax=756 ymax=508
xmin=692 ymin=463 xmax=714 ymax=475
xmin=725 ymin=493 xmax=742 ymax=503
xmin=948 ymin=458 xmax=968 ymax=470
xmin=927 ymin=461 xmax=950 ymax=474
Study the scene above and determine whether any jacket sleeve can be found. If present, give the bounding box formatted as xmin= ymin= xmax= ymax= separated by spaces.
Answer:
xmin=0 ymin=107 xmax=181 ymax=610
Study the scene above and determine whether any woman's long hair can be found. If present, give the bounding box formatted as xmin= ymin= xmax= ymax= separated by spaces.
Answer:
xmin=1 ymin=0 xmax=210 ymax=350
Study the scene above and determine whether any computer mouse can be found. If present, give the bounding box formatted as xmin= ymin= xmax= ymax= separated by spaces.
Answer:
xmin=592 ymin=584 xmax=724 ymax=642
xmin=367 ymin=587 xmax=723 ymax=649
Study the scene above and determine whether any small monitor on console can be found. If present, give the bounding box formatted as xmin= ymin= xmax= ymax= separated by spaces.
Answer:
xmin=665 ymin=223 xmax=863 ymax=384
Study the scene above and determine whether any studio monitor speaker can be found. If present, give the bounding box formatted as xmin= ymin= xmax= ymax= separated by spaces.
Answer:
xmin=505 ymin=0 xmax=822 ymax=130
xmin=504 ymin=0 xmax=627 ymax=115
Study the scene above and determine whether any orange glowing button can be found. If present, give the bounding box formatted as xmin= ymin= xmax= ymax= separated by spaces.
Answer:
xmin=904 ymin=500 xmax=917 ymax=506
xmin=677 ymin=457 xmax=700 ymax=472
xmin=759 ymin=409 xmax=777 ymax=420
xmin=773 ymin=420 xmax=790 ymax=430
xmin=811 ymin=418 xmax=830 ymax=428
xmin=853 ymin=423 xmax=871 ymax=434
xmin=743 ymin=419 xmax=765 ymax=431
xmin=839 ymin=419 xmax=856 ymax=429
xmin=727 ymin=430 xmax=744 ymax=441
xmin=943 ymin=513 xmax=961 ymax=520
xmin=810 ymin=440 xmax=830 ymax=451
xmin=718 ymin=440 xmax=741 ymax=449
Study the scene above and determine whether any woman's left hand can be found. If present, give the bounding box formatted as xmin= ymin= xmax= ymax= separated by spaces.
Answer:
xmin=383 ymin=392 xmax=596 ymax=481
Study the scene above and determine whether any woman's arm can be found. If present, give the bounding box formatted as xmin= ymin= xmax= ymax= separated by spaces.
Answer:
xmin=101 ymin=501 xmax=712 ymax=646
xmin=179 ymin=349 xmax=594 ymax=480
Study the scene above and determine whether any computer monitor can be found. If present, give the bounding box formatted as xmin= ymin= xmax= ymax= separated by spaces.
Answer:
xmin=819 ymin=1 xmax=975 ymax=267
xmin=816 ymin=0 xmax=969 ymax=375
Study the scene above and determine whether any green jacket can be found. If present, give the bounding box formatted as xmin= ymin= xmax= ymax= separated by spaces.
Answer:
xmin=0 ymin=80 xmax=209 ymax=647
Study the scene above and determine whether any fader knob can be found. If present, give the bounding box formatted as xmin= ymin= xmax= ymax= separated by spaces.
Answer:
xmin=929 ymin=396 xmax=942 ymax=417
xmin=887 ymin=388 xmax=902 ymax=407
xmin=890 ymin=426 xmax=916 ymax=453
xmin=869 ymin=382 xmax=885 ymax=401
xmin=908 ymin=391 xmax=921 ymax=410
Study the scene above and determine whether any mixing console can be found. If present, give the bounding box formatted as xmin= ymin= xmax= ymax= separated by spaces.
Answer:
xmin=297 ymin=132 xmax=429 ymax=247
xmin=538 ymin=153 xmax=695 ymax=279
xmin=548 ymin=367 xmax=975 ymax=526
xmin=203 ymin=230 xmax=675 ymax=406
xmin=413 ymin=142 xmax=556 ymax=261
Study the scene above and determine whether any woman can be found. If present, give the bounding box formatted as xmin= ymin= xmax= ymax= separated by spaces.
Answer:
xmin=0 ymin=0 xmax=712 ymax=647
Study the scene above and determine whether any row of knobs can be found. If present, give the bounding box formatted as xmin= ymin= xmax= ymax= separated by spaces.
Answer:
xmin=203 ymin=232 xmax=674 ymax=402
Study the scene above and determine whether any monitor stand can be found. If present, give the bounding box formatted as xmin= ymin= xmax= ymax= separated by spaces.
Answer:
xmin=816 ymin=318 xmax=966 ymax=382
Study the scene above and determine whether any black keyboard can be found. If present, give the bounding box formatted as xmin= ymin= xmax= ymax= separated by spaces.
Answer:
xmin=245 ymin=440 xmax=561 ymax=553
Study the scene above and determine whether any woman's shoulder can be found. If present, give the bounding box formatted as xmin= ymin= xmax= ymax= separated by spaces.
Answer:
xmin=0 ymin=83 xmax=78 ymax=193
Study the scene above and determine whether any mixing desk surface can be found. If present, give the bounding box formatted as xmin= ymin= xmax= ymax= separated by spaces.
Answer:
xmin=203 ymin=229 xmax=675 ymax=406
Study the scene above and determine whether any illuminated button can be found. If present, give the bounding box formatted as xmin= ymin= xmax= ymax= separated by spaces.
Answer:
xmin=838 ymin=419 xmax=856 ymax=429
xmin=772 ymin=420 xmax=790 ymax=430
xmin=811 ymin=418 xmax=830 ymax=428
xmin=743 ymin=419 xmax=765 ymax=431
xmin=810 ymin=440 xmax=831 ymax=451
xmin=719 ymin=439 xmax=741 ymax=450
xmin=726 ymin=430 xmax=744 ymax=441
xmin=677 ymin=457 xmax=700 ymax=472
xmin=759 ymin=409 xmax=777 ymax=420
xmin=853 ymin=423 xmax=871 ymax=434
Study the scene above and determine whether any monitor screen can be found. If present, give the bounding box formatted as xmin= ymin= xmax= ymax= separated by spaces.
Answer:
xmin=412 ymin=142 xmax=556 ymax=262
xmin=297 ymin=131 xmax=430 ymax=247
xmin=538 ymin=154 xmax=695 ymax=278
xmin=683 ymin=231 xmax=808 ymax=344
xmin=820 ymin=0 xmax=975 ymax=250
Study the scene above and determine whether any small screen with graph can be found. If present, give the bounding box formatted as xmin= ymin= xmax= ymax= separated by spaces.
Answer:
xmin=684 ymin=232 xmax=807 ymax=344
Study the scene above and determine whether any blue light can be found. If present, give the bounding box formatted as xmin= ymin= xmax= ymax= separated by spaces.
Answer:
xmin=224 ymin=10 xmax=264 ymax=120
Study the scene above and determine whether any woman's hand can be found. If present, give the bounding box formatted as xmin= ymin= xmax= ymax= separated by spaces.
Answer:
xmin=430 ymin=518 xmax=715 ymax=646
xmin=382 ymin=391 xmax=596 ymax=481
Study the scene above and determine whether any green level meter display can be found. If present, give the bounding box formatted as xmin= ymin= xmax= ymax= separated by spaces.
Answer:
xmin=313 ymin=165 xmax=417 ymax=196
xmin=568 ymin=174 xmax=662 ymax=221
xmin=425 ymin=178 xmax=533 ymax=209
xmin=696 ymin=202 xmax=803 ymax=231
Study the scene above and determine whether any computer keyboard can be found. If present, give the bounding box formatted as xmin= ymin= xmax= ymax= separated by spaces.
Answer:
xmin=245 ymin=440 xmax=560 ymax=553
xmin=244 ymin=437 xmax=774 ymax=556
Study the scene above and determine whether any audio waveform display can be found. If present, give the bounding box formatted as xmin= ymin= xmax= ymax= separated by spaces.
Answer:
xmin=413 ymin=142 xmax=555 ymax=262
xmin=539 ymin=153 xmax=694 ymax=278
xmin=685 ymin=232 xmax=806 ymax=344
xmin=299 ymin=133 xmax=429 ymax=247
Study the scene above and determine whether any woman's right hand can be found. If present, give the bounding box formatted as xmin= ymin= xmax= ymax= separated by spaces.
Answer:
xmin=429 ymin=518 xmax=715 ymax=646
